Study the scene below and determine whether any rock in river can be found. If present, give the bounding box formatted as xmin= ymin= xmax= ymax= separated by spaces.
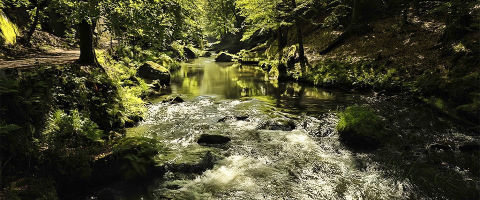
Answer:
xmin=217 ymin=115 xmax=249 ymax=122
xmin=197 ymin=134 xmax=231 ymax=145
xmin=203 ymin=51 xmax=212 ymax=57
xmin=183 ymin=46 xmax=197 ymax=59
xmin=170 ymin=96 xmax=185 ymax=103
xmin=215 ymin=52 xmax=234 ymax=62
xmin=337 ymin=106 xmax=385 ymax=150
xmin=259 ymin=118 xmax=296 ymax=131
xmin=137 ymin=61 xmax=171 ymax=85
xmin=162 ymin=96 xmax=185 ymax=104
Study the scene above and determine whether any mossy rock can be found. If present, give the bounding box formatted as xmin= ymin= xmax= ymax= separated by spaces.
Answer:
xmin=337 ymin=106 xmax=385 ymax=150
xmin=183 ymin=46 xmax=197 ymax=59
xmin=215 ymin=52 xmax=235 ymax=62
xmin=93 ymin=137 xmax=164 ymax=181
xmin=137 ymin=61 xmax=171 ymax=85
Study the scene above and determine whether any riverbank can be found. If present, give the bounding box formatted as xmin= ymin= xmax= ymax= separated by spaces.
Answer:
xmin=232 ymin=5 xmax=479 ymax=125
xmin=0 ymin=44 xmax=196 ymax=199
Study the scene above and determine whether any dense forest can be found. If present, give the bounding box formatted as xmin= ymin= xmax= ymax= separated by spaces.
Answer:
xmin=0 ymin=0 xmax=479 ymax=199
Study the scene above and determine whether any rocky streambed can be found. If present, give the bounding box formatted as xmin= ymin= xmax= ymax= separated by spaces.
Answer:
xmin=86 ymin=57 xmax=479 ymax=200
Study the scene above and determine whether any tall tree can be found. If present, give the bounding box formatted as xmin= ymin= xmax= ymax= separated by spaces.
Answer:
xmin=202 ymin=0 xmax=238 ymax=39
xmin=289 ymin=0 xmax=306 ymax=74
xmin=52 ymin=0 xmax=101 ymax=65
xmin=78 ymin=18 xmax=98 ymax=65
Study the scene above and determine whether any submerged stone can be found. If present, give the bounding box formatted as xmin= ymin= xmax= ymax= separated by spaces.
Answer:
xmin=259 ymin=118 xmax=296 ymax=131
xmin=168 ymin=151 xmax=216 ymax=173
xmin=217 ymin=115 xmax=249 ymax=122
xmin=197 ymin=134 xmax=231 ymax=145
xmin=336 ymin=106 xmax=385 ymax=150
xmin=137 ymin=61 xmax=171 ymax=85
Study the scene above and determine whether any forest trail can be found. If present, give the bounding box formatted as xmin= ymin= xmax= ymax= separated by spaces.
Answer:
xmin=0 ymin=48 xmax=79 ymax=69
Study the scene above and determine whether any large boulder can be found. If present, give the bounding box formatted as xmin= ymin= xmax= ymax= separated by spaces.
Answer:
xmin=183 ymin=46 xmax=197 ymax=59
xmin=203 ymin=51 xmax=212 ymax=57
xmin=137 ymin=61 xmax=171 ymax=85
xmin=197 ymin=134 xmax=231 ymax=145
xmin=336 ymin=106 xmax=385 ymax=150
xmin=162 ymin=96 xmax=185 ymax=104
xmin=215 ymin=52 xmax=235 ymax=62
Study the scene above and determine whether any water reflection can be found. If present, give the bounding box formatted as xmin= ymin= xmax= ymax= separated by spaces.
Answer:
xmin=170 ymin=58 xmax=351 ymax=114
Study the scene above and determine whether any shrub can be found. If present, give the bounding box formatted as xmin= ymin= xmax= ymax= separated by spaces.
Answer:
xmin=305 ymin=59 xmax=400 ymax=90
xmin=0 ymin=11 xmax=18 ymax=45
xmin=42 ymin=109 xmax=104 ymax=147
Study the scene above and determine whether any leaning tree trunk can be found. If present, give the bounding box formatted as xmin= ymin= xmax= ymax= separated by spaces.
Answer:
xmin=320 ymin=0 xmax=382 ymax=55
xmin=78 ymin=19 xmax=98 ymax=65
xmin=25 ymin=6 xmax=40 ymax=46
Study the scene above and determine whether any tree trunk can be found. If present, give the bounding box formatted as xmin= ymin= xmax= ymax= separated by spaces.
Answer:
xmin=277 ymin=25 xmax=288 ymax=81
xmin=25 ymin=6 xmax=40 ymax=46
xmin=78 ymin=19 xmax=98 ymax=65
xmin=277 ymin=26 xmax=284 ymax=60
xmin=291 ymin=0 xmax=306 ymax=74
xmin=295 ymin=20 xmax=306 ymax=74
xmin=351 ymin=0 xmax=361 ymax=25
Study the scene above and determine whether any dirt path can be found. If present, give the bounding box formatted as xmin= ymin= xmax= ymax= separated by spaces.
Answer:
xmin=0 ymin=48 xmax=80 ymax=69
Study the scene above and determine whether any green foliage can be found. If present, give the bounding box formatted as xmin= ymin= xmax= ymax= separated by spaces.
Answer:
xmin=305 ymin=59 xmax=400 ymax=90
xmin=103 ymin=0 xmax=204 ymax=49
xmin=202 ymin=0 xmax=238 ymax=38
xmin=42 ymin=109 xmax=104 ymax=146
xmin=0 ymin=11 xmax=19 ymax=45
xmin=113 ymin=45 xmax=181 ymax=71
xmin=236 ymin=0 xmax=317 ymax=41
xmin=50 ymin=0 xmax=101 ymax=24
xmin=97 ymin=50 xmax=150 ymax=122
xmin=236 ymin=0 xmax=285 ymax=41
xmin=322 ymin=1 xmax=350 ymax=28
xmin=39 ymin=109 xmax=102 ymax=182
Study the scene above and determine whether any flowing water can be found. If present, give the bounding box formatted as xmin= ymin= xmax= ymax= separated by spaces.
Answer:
xmin=94 ymin=57 xmax=480 ymax=199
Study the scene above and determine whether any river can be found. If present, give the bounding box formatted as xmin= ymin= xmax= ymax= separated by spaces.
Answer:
xmin=91 ymin=57 xmax=479 ymax=199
